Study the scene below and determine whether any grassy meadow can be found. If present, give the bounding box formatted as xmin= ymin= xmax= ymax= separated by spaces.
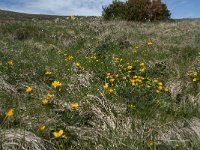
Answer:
xmin=0 ymin=11 xmax=200 ymax=149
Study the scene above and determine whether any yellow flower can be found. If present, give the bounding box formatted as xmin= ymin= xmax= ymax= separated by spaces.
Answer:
xmin=69 ymin=56 xmax=74 ymax=60
xmin=6 ymin=108 xmax=14 ymax=117
xmin=109 ymin=88 xmax=114 ymax=93
xmin=147 ymin=42 xmax=153 ymax=45
xmin=198 ymin=52 xmax=200 ymax=55
xmin=147 ymin=140 xmax=154 ymax=147
xmin=26 ymin=87 xmax=32 ymax=93
xmin=114 ymin=57 xmax=119 ymax=63
xmin=158 ymin=86 xmax=163 ymax=90
xmin=193 ymin=78 xmax=197 ymax=82
xmin=164 ymin=87 xmax=169 ymax=92
xmin=107 ymin=73 xmax=111 ymax=76
xmin=136 ymin=79 xmax=142 ymax=83
xmin=132 ymin=50 xmax=137 ymax=53
xmin=45 ymin=71 xmax=52 ymax=75
xmin=42 ymin=99 xmax=49 ymax=105
xmin=7 ymin=60 xmax=14 ymax=65
xmin=153 ymin=79 xmax=158 ymax=83
xmin=115 ymin=74 xmax=119 ymax=78
xmin=175 ymin=144 xmax=180 ymax=149
xmin=65 ymin=56 xmax=73 ymax=61
xmin=128 ymin=104 xmax=135 ymax=109
xmin=158 ymin=82 xmax=163 ymax=86
xmin=75 ymin=63 xmax=80 ymax=67
xmin=47 ymin=93 xmax=54 ymax=98
xmin=146 ymin=85 xmax=151 ymax=89
xmin=131 ymin=82 xmax=136 ymax=86
xmin=139 ymin=63 xmax=145 ymax=67
xmin=103 ymin=83 xmax=109 ymax=90
xmin=118 ymin=64 xmax=123 ymax=68
xmin=139 ymin=68 xmax=145 ymax=73
xmin=52 ymin=81 xmax=62 ymax=88
xmin=156 ymin=90 xmax=160 ymax=93
xmin=70 ymin=102 xmax=79 ymax=110
xmin=135 ymin=60 xmax=139 ymax=63
xmin=114 ymin=57 xmax=119 ymax=61
xmin=193 ymin=72 xmax=198 ymax=77
xmin=53 ymin=130 xmax=64 ymax=138
xmin=130 ymin=79 xmax=135 ymax=83
xmin=133 ymin=75 xmax=137 ymax=79
xmin=122 ymin=76 xmax=127 ymax=80
xmin=39 ymin=125 xmax=46 ymax=131
xmin=109 ymin=78 xmax=115 ymax=83
xmin=127 ymin=65 xmax=133 ymax=70
xmin=141 ymin=77 xmax=145 ymax=80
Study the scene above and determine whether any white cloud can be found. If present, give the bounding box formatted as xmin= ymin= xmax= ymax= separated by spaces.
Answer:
xmin=1 ymin=0 xmax=116 ymax=16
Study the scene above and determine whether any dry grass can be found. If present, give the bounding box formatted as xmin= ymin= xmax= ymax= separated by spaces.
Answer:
xmin=0 ymin=129 xmax=47 ymax=150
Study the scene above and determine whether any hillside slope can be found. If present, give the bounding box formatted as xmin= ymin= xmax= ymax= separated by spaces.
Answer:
xmin=0 ymin=9 xmax=70 ymax=22
xmin=0 ymin=11 xmax=200 ymax=149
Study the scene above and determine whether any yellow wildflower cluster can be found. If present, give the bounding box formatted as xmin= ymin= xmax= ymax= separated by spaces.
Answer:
xmin=64 ymin=54 xmax=73 ymax=61
xmin=153 ymin=79 xmax=169 ymax=93
xmin=41 ymin=93 xmax=55 ymax=105
xmin=113 ymin=57 xmax=122 ymax=64
xmin=87 ymin=53 xmax=101 ymax=63
xmin=191 ymin=72 xmax=198 ymax=82
xmin=89 ymin=53 xmax=97 ymax=60
xmin=130 ymin=75 xmax=145 ymax=86
xmin=103 ymin=56 xmax=170 ymax=99
xmin=103 ymin=82 xmax=114 ymax=94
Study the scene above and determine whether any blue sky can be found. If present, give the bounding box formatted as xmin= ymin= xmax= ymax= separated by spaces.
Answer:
xmin=0 ymin=0 xmax=200 ymax=19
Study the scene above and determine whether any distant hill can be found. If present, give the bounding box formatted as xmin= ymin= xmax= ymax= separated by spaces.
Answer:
xmin=0 ymin=9 xmax=68 ymax=22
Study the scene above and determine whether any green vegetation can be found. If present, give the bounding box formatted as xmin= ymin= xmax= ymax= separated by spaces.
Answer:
xmin=103 ymin=0 xmax=171 ymax=21
xmin=0 ymin=11 xmax=200 ymax=149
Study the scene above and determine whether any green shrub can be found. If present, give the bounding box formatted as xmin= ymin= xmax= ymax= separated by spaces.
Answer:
xmin=102 ymin=0 xmax=126 ymax=20
xmin=102 ymin=0 xmax=171 ymax=21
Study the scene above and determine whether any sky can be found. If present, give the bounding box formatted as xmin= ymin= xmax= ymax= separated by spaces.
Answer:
xmin=0 ymin=0 xmax=200 ymax=19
